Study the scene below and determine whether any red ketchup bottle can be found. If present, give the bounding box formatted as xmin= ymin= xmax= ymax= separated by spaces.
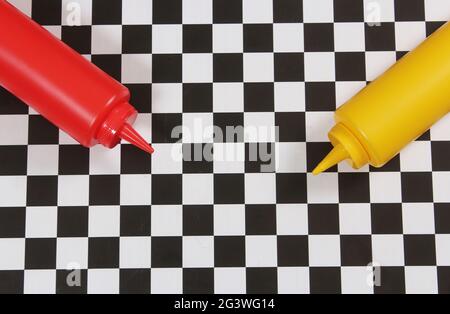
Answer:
xmin=0 ymin=0 xmax=154 ymax=154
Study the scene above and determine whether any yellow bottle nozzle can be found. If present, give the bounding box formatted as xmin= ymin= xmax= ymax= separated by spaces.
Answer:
xmin=312 ymin=144 xmax=349 ymax=175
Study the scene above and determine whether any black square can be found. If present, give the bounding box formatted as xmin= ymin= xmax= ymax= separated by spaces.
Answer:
xmin=245 ymin=143 xmax=275 ymax=173
xmin=183 ymin=84 xmax=213 ymax=112
xmin=126 ymin=84 xmax=152 ymax=113
xmin=122 ymin=25 xmax=152 ymax=54
xmin=401 ymin=172 xmax=434 ymax=203
xmin=369 ymin=155 xmax=400 ymax=172
xmin=183 ymin=205 xmax=214 ymax=236
xmin=89 ymin=175 xmax=121 ymax=206
xmin=341 ymin=235 xmax=373 ymax=266
xmin=395 ymin=0 xmax=425 ymax=21
xmin=0 ymin=87 xmax=28 ymax=114
xmin=32 ymin=0 xmax=62 ymax=25
xmin=214 ymin=236 xmax=245 ymax=267
xmin=58 ymin=145 xmax=90 ymax=175
xmin=276 ymin=173 xmax=307 ymax=204
xmin=183 ymin=268 xmax=214 ymax=294
xmin=121 ymin=144 xmax=152 ymax=174
xmin=91 ymin=55 xmax=122 ymax=82
xmin=0 ymin=207 xmax=25 ymax=238
xmin=404 ymin=235 xmax=436 ymax=266
xmin=305 ymin=82 xmax=336 ymax=111
xmin=435 ymin=204 xmax=450 ymax=234
xmin=153 ymin=0 xmax=182 ymax=24
xmin=214 ymin=174 xmax=245 ymax=204
xmin=152 ymin=113 xmax=182 ymax=143
xmin=276 ymin=112 xmax=306 ymax=142
xmin=183 ymin=25 xmax=213 ymax=53
xmin=338 ymin=173 xmax=370 ymax=203
xmin=244 ymin=83 xmax=274 ymax=112
xmin=152 ymin=237 xmax=182 ymax=268
xmin=61 ymin=26 xmax=92 ymax=55
xmin=365 ymin=23 xmax=396 ymax=51
xmin=427 ymin=22 xmax=446 ymax=36
xmin=28 ymin=115 xmax=59 ymax=145
xmin=277 ymin=236 xmax=309 ymax=267
xmin=309 ymin=267 xmax=341 ymax=294
xmin=307 ymin=142 xmax=337 ymax=173
xmin=56 ymin=269 xmax=87 ymax=294
xmin=213 ymin=54 xmax=243 ymax=82
xmin=152 ymin=175 xmax=182 ymax=205
xmin=92 ymin=0 xmax=122 ymax=24
xmin=246 ymin=205 xmax=277 ymax=235
xmin=438 ymin=267 xmax=450 ymax=294
xmin=374 ymin=267 xmax=405 ymax=294
xmin=152 ymin=54 xmax=182 ymax=83
xmin=88 ymin=238 xmax=120 ymax=268
xmin=0 ymin=271 xmax=24 ymax=294
xmin=246 ymin=268 xmax=278 ymax=294
xmin=57 ymin=207 xmax=89 ymax=237
xmin=27 ymin=176 xmax=58 ymax=206
xmin=213 ymin=0 xmax=242 ymax=23
xmin=183 ymin=144 xmax=214 ymax=173
xmin=371 ymin=204 xmax=403 ymax=234
xmin=334 ymin=0 xmax=364 ymax=22
xmin=432 ymin=142 xmax=450 ymax=171
xmin=244 ymin=24 xmax=273 ymax=52
xmin=120 ymin=269 xmax=151 ymax=294
xmin=335 ymin=52 xmax=366 ymax=81
xmin=273 ymin=0 xmax=303 ymax=23
xmin=308 ymin=204 xmax=340 ymax=235
xmin=213 ymin=113 xmax=244 ymax=143
xmin=25 ymin=238 xmax=56 ymax=269
xmin=120 ymin=206 xmax=151 ymax=236
xmin=304 ymin=23 xmax=334 ymax=52
xmin=0 ymin=146 xmax=27 ymax=175
xmin=274 ymin=53 xmax=304 ymax=82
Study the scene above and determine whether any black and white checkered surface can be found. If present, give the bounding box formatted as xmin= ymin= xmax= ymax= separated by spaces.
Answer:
xmin=0 ymin=0 xmax=449 ymax=294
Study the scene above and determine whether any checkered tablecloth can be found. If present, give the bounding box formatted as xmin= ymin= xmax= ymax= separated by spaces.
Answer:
xmin=0 ymin=0 xmax=449 ymax=294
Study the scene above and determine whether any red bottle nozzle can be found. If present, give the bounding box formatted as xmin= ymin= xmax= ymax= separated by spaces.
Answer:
xmin=119 ymin=123 xmax=154 ymax=155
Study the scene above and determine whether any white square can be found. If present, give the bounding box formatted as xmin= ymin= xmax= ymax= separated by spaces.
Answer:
xmin=0 ymin=239 xmax=25 ymax=270
xmin=273 ymin=24 xmax=304 ymax=53
xmin=152 ymin=25 xmax=182 ymax=54
xmin=278 ymin=267 xmax=310 ymax=294
xmin=365 ymin=52 xmax=397 ymax=81
xmin=402 ymin=203 xmax=435 ymax=235
xmin=26 ymin=207 xmax=57 ymax=238
xmin=400 ymin=141 xmax=432 ymax=171
xmin=306 ymin=112 xmax=335 ymax=142
xmin=183 ymin=113 xmax=214 ymax=143
xmin=9 ymin=0 xmax=32 ymax=16
xmin=0 ymin=115 xmax=28 ymax=145
xmin=425 ymin=0 xmax=450 ymax=21
xmin=369 ymin=172 xmax=402 ymax=203
xmin=277 ymin=204 xmax=308 ymax=235
xmin=395 ymin=22 xmax=427 ymax=52
xmin=214 ymin=205 xmax=245 ymax=236
xmin=213 ymin=83 xmax=244 ymax=112
xmin=151 ymin=268 xmax=182 ymax=294
xmin=183 ymin=0 xmax=212 ymax=24
xmin=91 ymin=25 xmax=122 ymax=55
xmin=243 ymin=0 xmax=273 ymax=23
xmin=24 ymin=270 xmax=56 ymax=294
xmin=183 ymin=174 xmax=214 ymax=205
xmin=120 ymin=174 xmax=152 ymax=205
xmin=335 ymin=81 xmax=366 ymax=107
xmin=215 ymin=268 xmax=246 ymax=294
xmin=151 ymin=144 xmax=183 ymax=174
xmin=304 ymin=53 xmax=335 ymax=82
xmin=436 ymin=235 xmax=450 ymax=266
xmin=246 ymin=236 xmax=278 ymax=267
xmin=62 ymin=0 xmax=92 ymax=25
xmin=303 ymin=0 xmax=334 ymax=23
xmin=213 ymin=143 xmax=245 ymax=173
xmin=244 ymin=53 xmax=274 ymax=82
xmin=122 ymin=54 xmax=152 ymax=84
xmin=308 ymin=235 xmax=341 ymax=267
xmin=43 ymin=26 xmax=61 ymax=39
xmin=151 ymin=205 xmax=182 ymax=236
xmin=58 ymin=175 xmax=89 ymax=206
xmin=27 ymin=145 xmax=59 ymax=175
xmin=213 ymin=24 xmax=243 ymax=53
xmin=275 ymin=142 xmax=306 ymax=173
xmin=372 ymin=235 xmax=405 ymax=266
xmin=244 ymin=113 xmax=276 ymax=143
xmin=183 ymin=54 xmax=213 ymax=83
xmin=88 ymin=269 xmax=119 ymax=294
xmin=334 ymin=23 xmax=365 ymax=52
xmin=245 ymin=173 xmax=276 ymax=204
xmin=57 ymin=238 xmax=89 ymax=269
xmin=0 ymin=177 xmax=26 ymax=207
xmin=274 ymin=82 xmax=305 ymax=112
xmin=122 ymin=0 xmax=152 ymax=24
xmin=120 ymin=237 xmax=151 ymax=269
xmin=433 ymin=172 xmax=450 ymax=202
xmin=364 ymin=0 xmax=395 ymax=23
xmin=133 ymin=114 xmax=153 ymax=145
xmin=152 ymin=84 xmax=182 ymax=113
xmin=89 ymin=145 xmax=121 ymax=175
xmin=405 ymin=266 xmax=438 ymax=294
xmin=341 ymin=267 xmax=374 ymax=294
xmin=59 ymin=131 xmax=78 ymax=145
xmin=183 ymin=236 xmax=214 ymax=268
xmin=88 ymin=206 xmax=120 ymax=237
xmin=307 ymin=173 xmax=339 ymax=204
xmin=339 ymin=204 xmax=372 ymax=235
xmin=431 ymin=114 xmax=450 ymax=140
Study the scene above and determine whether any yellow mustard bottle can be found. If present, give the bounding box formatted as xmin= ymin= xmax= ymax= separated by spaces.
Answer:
xmin=313 ymin=22 xmax=450 ymax=175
